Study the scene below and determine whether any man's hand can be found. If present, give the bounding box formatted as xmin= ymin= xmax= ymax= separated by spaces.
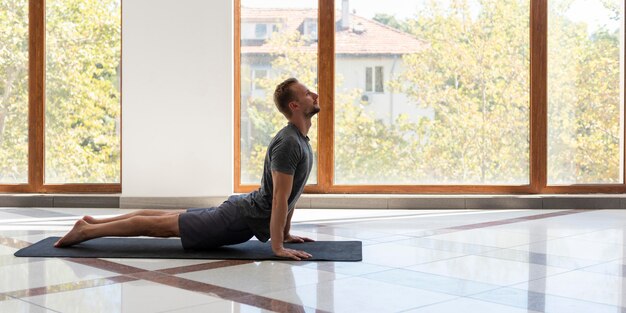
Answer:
xmin=284 ymin=234 xmax=315 ymax=243
xmin=273 ymin=247 xmax=312 ymax=261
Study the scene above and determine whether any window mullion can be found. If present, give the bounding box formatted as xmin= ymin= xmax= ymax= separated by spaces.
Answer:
xmin=317 ymin=0 xmax=335 ymax=192
xmin=530 ymin=0 xmax=547 ymax=193
xmin=28 ymin=0 xmax=45 ymax=192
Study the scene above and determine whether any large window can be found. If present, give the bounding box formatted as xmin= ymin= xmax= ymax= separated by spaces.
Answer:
xmin=335 ymin=0 xmax=529 ymax=185
xmin=0 ymin=0 xmax=121 ymax=192
xmin=547 ymin=0 xmax=624 ymax=184
xmin=0 ymin=0 xmax=29 ymax=184
xmin=238 ymin=0 xmax=318 ymax=186
xmin=235 ymin=0 xmax=625 ymax=193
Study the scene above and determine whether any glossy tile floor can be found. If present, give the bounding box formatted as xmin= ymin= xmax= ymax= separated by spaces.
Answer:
xmin=1 ymin=207 xmax=626 ymax=312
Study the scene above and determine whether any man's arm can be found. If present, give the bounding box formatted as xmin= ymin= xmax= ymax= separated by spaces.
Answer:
xmin=270 ymin=170 xmax=312 ymax=260
xmin=283 ymin=206 xmax=315 ymax=243
xmin=283 ymin=209 xmax=294 ymax=238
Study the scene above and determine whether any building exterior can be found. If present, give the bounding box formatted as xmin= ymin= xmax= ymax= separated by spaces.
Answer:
xmin=240 ymin=2 xmax=433 ymax=126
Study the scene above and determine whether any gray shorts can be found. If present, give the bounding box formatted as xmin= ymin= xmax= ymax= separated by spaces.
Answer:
xmin=178 ymin=197 xmax=254 ymax=250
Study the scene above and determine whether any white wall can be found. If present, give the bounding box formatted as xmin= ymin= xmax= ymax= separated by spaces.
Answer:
xmin=122 ymin=0 xmax=233 ymax=197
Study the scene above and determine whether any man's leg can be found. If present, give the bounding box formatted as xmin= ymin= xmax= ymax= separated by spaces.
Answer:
xmin=83 ymin=209 xmax=185 ymax=224
xmin=55 ymin=214 xmax=181 ymax=247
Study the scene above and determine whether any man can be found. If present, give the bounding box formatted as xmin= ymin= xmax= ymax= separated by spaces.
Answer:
xmin=55 ymin=77 xmax=320 ymax=261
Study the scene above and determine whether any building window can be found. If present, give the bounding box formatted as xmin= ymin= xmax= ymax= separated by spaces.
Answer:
xmin=255 ymin=24 xmax=267 ymax=39
xmin=365 ymin=66 xmax=384 ymax=93
xmin=304 ymin=18 xmax=318 ymax=40
xmin=252 ymin=68 xmax=268 ymax=91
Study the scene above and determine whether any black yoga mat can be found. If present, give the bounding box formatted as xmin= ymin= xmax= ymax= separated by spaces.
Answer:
xmin=14 ymin=237 xmax=362 ymax=262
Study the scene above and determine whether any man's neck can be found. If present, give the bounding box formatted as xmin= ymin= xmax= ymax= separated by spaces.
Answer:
xmin=289 ymin=117 xmax=312 ymax=137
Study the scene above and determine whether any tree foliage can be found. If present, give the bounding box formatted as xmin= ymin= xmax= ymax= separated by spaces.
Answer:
xmin=547 ymin=0 xmax=621 ymax=183
xmin=240 ymin=29 xmax=318 ymax=184
xmin=243 ymin=0 xmax=622 ymax=185
xmin=0 ymin=0 xmax=29 ymax=183
xmin=0 ymin=0 xmax=121 ymax=183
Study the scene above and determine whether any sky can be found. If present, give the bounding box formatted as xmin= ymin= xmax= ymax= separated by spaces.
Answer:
xmin=242 ymin=0 xmax=623 ymax=32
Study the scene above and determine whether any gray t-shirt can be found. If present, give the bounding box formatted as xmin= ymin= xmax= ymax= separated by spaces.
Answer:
xmin=234 ymin=123 xmax=313 ymax=242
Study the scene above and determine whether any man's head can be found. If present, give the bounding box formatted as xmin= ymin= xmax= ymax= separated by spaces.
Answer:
xmin=273 ymin=77 xmax=320 ymax=119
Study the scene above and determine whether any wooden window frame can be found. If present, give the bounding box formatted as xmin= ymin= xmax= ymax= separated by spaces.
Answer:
xmin=0 ymin=0 xmax=122 ymax=193
xmin=234 ymin=0 xmax=626 ymax=194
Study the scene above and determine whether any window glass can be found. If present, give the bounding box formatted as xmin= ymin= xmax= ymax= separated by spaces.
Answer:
xmin=365 ymin=67 xmax=373 ymax=92
xmin=255 ymin=24 xmax=267 ymax=38
xmin=334 ymin=0 xmax=530 ymax=184
xmin=0 ymin=0 xmax=29 ymax=183
xmin=547 ymin=0 xmax=624 ymax=184
xmin=45 ymin=0 xmax=121 ymax=183
xmin=375 ymin=66 xmax=384 ymax=93
xmin=240 ymin=0 xmax=318 ymax=185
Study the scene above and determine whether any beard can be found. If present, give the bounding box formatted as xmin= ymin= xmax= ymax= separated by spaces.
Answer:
xmin=306 ymin=106 xmax=321 ymax=118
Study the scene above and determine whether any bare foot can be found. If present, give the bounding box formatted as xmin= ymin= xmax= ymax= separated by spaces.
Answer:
xmin=55 ymin=219 xmax=90 ymax=247
xmin=82 ymin=215 xmax=97 ymax=224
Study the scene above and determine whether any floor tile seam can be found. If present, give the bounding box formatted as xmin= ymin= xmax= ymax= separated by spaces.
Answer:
xmin=462 ymin=287 xmax=569 ymax=312
xmin=151 ymin=300 xmax=233 ymax=313
xmin=0 ymin=274 xmax=136 ymax=302
xmin=399 ymin=262 xmax=577 ymax=295
xmin=2 ymin=236 xmax=262 ymax=276
xmin=486 ymin=276 xmax=626 ymax=311
xmin=402 ymin=209 xmax=587 ymax=239
xmin=558 ymin=256 xmax=626 ymax=277
xmin=298 ymin=209 xmax=590 ymax=240
xmin=304 ymin=260 xmax=394 ymax=276
xmin=395 ymin=294 xmax=522 ymax=313
xmin=7 ymin=296 xmax=64 ymax=313
xmin=0 ymin=234 xmax=291 ymax=313
xmin=472 ymin=251 xmax=598 ymax=271
xmin=394 ymin=237 xmax=504 ymax=254
xmin=553 ymin=232 xmax=626 ymax=248
xmin=411 ymin=252 xmax=479 ymax=267
xmin=155 ymin=260 xmax=255 ymax=275
xmin=304 ymin=210 xmax=488 ymax=225
xmin=493 ymin=266 xmax=626 ymax=309
xmin=0 ymin=208 xmax=588 ymax=310
xmin=575 ymin=256 xmax=626 ymax=276
xmin=459 ymin=241 xmax=609 ymax=271
xmin=492 ymin=241 xmax=623 ymax=267
xmin=257 ymin=271 xmax=355 ymax=295
xmin=2 ymin=233 xmax=329 ymax=313
xmin=140 ymin=272 xmax=318 ymax=313
xmin=440 ymin=212 xmax=571 ymax=232
xmin=360 ymin=267 xmax=504 ymax=298
xmin=232 ymin=292 xmax=332 ymax=313
xmin=292 ymin=212 xmax=447 ymax=225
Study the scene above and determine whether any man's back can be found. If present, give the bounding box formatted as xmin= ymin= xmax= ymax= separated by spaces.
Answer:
xmin=235 ymin=122 xmax=313 ymax=241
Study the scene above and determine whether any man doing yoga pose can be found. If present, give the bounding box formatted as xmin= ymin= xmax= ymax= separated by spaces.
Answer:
xmin=55 ymin=77 xmax=319 ymax=261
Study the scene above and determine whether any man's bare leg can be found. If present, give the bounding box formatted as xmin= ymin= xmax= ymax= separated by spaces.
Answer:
xmin=83 ymin=209 xmax=185 ymax=224
xmin=55 ymin=214 xmax=181 ymax=247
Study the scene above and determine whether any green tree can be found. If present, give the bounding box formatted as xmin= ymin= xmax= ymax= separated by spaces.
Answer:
xmin=0 ymin=0 xmax=121 ymax=184
xmin=0 ymin=0 xmax=29 ymax=183
xmin=372 ymin=13 xmax=409 ymax=32
xmin=240 ymin=29 xmax=318 ymax=183
xmin=241 ymin=26 xmax=418 ymax=185
xmin=547 ymin=0 xmax=621 ymax=183
xmin=243 ymin=1 xmax=622 ymax=186
xmin=388 ymin=0 xmax=530 ymax=183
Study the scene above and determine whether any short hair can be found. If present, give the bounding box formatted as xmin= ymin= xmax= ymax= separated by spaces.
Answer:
xmin=273 ymin=78 xmax=299 ymax=117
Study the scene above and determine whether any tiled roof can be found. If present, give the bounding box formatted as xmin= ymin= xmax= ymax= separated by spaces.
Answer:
xmin=240 ymin=8 xmax=425 ymax=55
